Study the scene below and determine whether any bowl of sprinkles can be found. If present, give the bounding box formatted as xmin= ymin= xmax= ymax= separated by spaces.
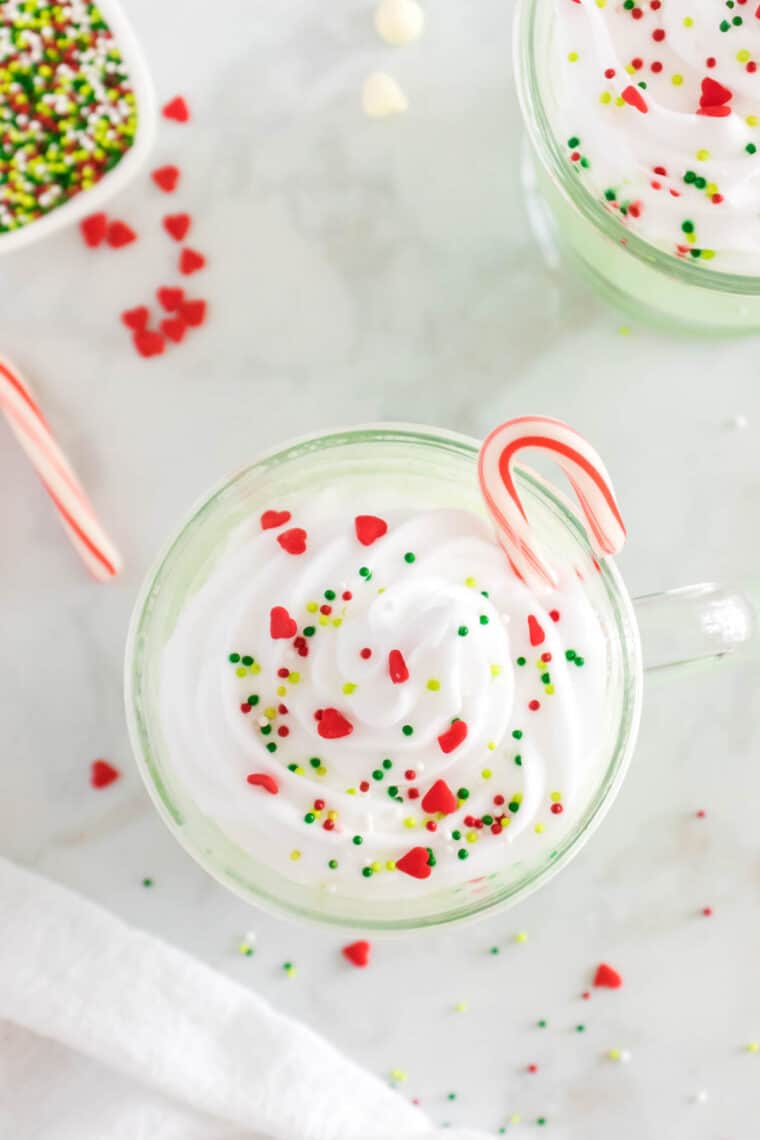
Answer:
xmin=515 ymin=0 xmax=760 ymax=334
xmin=125 ymin=423 xmax=643 ymax=931
xmin=0 ymin=0 xmax=155 ymax=253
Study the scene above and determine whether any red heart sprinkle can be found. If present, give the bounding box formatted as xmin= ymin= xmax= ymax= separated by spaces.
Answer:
xmin=528 ymin=615 xmax=545 ymax=647
xmin=133 ymin=329 xmax=165 ymax=358
xmin=246 ymin=772 xmax=279 ymax=795
xmin=621 ymin=85 xmax=648 ymax=113
xmin=342 ymin=940 xmax=371 ymax=967
xmin=157 ymin=286 xmax=185 ymax=312
xmin=270 ymin=605 xmax=298 ymax=639
xmin=697 ymin=105 xmax=732 ymax=117
xmin=163 ymin=212 xmax=192 ymax=242
xmin=593 ymin=962 xmax=623 ymax=989
xmin=106 ymin=219 xmax=136 ymax=248
xmin=396 ymin=846 xmax=433 ymax=879
xmin=90 ymin=759 xmax=120 ymax=788
xmin=388 ymin=649 xmax=409 ymax=684
xmin=277 ymin=527 xmax=307 ymax=555
xmin=261 ymin=509 xmax=291 ymax=530
xmin=700 ymin=76 xmax=733 ymax=107
xmin=421 ymin=778 xmax=458 ymax=815
xmin=355 ymin=515 xmax=388 ymax=546
xmin=121 ymin=305 xmax=149 ymax=332
xmin=160 ymin=316 xmax=187 ymax=343
xmin=179 ymin=247 xmax=206 ymax=275
xmin=317 ymin=707 xmax=354 ymax=739
xmin=437 ymin=720 xmax=468 ymax=754
xmin=162 ymin=95 xmax=190 ymax=122
xmin=152 ymin=164 xmax=180 ymax=192
xmin=80 ymin=212 xmax=107 ymax=247
xmin=179 ymin=298 xmax=207 ymax=327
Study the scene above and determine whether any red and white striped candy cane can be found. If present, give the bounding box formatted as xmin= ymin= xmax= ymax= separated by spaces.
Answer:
xmin=478 ymin=416 xmax=626 ymax=591
xmin=0 ymin=357 xmax=122 ymax=581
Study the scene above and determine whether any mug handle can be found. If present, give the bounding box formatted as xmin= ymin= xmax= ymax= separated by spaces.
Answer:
xmin=634 ymin=582 xmax=758 ymax=671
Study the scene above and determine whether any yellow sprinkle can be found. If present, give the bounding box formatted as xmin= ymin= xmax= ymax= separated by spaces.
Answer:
xmin=510 ymin=1115 xmax=522 ymax=1126
xmin=404 ymin=817 xmax=416 ymax=828
xmin=567 ymin=51 xmax=579 ymax=62
xmin=342 ymin=682 xmax=357 ymax=695
xmin=454 ymin=1001 xmax=469 ymax=1013
xmin=386 ymin=860 xmax=397 ymax=871
xmin=328 ymin=810 xmax=338 ymax=820
xmin=332 ymin=618 xmax=343 ymax=627
xmin=625 ymin=64 xmax=635 ymax=75
xmin=319 ymin=615 xmax=329 ymax=626
xmin=686 ymin=232 xmax=696 ymax=244
xmin=618 ymin=325 xmax=631 ymax=336
xmin=501 ymin=817 xmax=511 ymax=828
xmin=550 ymin=792 xmax=562 ymax=803
xmin=490 ymin=664 xmax=502 ymax=678
xmin=427 ymin=678 xmax=441 ymax=691
xmin=701 ymin=249 xmax=716 ymax=260
xmin=514 ymin=931 xmax=528 ymax=943
xmin=290 ymin=849 xmax=301 ymax=860
xmin=614 ymin=96 xmax=625 ymax=107
xmin=696 ymin=149 xmax=710 ymax=162
xmin=737 ymin=49 xmax=751 ymax=63
xmin=288 ymin=672 xmax=300 ymax=684
xmin=466 ymin=830 xmax=478 ymax=843
xmin=306 ymin=601 xmax=318 ymax=613
xmin=264 ymin=706 xmax=277 ymax=720
xmin=599 ymin=91 xmax=612 ymax=104
xmin=608 ymin=1048 xmax=622 ymax=1061
xmin=487 ymin=741 xmax=496 ymax=751
xmin=683 ymin=15 xmax=693 ymax=26
xmin=513 ymin=793 xmax=523 ymax=804
xmin=293 ymin=765 xmax=304 ymax=776
xmin=235 ymin=667 xmax=246 ymax=678
xmin=747 ymin=114 xmax=759 ymax=127
xmin=705 ymin=182 xmax=718 ymax=195
xmin=464 ymin=576 xmax=477 ymax=588
xmin=346 ymin=786 xmax=357 ymax=795
xmin=534 ymin=823 xmax=545 ymax=834
xmin=250 ymin=663 xmax=261 ymax=675
xmin=481 ymin=768 xmax=492 ymax=779
xmin=672 ymin=74 xmax=683 ymax=86
xmin=371 ymin=860 xmax=382 ymax=872
xmin=239 ymin=942 xmax=254 ymax=956
xmin=276 ymin=685 xmax=287 ymax=697
xmin=317 ymin=765 xmax=327 ymax=775
xmin=544 ymin=684 xmax=555 ymax=695
xmin=747 ymin=1042 xmax=760 ymax=1053
xmin=390 ymin=1068 xmax=408 ymax=1083
xmin=376 ymin=586 xmax=386 ymax=594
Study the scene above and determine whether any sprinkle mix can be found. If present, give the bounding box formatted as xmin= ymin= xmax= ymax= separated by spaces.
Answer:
xmin=0 ymin=0 xmax=136 ymax=234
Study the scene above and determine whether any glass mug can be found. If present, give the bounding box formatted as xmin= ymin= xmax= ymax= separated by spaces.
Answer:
xmin=514 ymin=0 xmax=760 ymax=336
xmin=125 ymin=426 xmax=756 ymax=931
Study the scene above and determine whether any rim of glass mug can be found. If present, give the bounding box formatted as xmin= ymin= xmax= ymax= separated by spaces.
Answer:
xmin=513 ymin=0 xmax=760 ymax=298
xmin=125 ymin=424 xmax=643 ymax=933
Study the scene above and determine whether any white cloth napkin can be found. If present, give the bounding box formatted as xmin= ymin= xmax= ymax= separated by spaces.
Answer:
xmin=0 ymin=858 xmax=487 ymax=1140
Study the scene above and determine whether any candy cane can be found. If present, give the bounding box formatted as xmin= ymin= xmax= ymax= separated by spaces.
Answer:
xmin=478 ymin=416 xmax=626 ymax=591
xmin=0 ymin=357 xmax=122 ymax=581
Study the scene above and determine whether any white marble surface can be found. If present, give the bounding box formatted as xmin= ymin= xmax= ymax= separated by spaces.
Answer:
xmin=2 ymin=1 xmax=760 ymax=1137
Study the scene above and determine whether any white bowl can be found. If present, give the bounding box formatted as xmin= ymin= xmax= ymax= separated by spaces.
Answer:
xmin=0 ymin=0 xmax=156 ymax=256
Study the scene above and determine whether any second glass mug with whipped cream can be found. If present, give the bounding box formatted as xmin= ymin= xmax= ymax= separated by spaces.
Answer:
xmin=515 ymin=0 xmax=760 ymax=334
xmin=125 ymin=423 xmax=755 ymax=931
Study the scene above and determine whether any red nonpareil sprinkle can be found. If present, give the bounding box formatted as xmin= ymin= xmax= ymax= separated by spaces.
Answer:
xmin=582 ymin=991 xmax=591 ymax=1001
xmin=396 ymin=846 xmax=432 ymax=879
xmin=354 ymin=515 xmax=388 ymax=546
xmin=696 ymin=809 xmax=706 ymax=818
xmin=421 ymin=778 xmax=458 ymax=815
xmin=748 ymin=61 xmax=758 ymax=73
xmin=594 ymin=962 xmax=623 ymax=989
xmin=528 ymin=1064 xmax=538 ymax=1074
xmin=550 ymin=802 xmax=563 ymax=814
xmin=246 ymin=772 xmax=279 ymax=795
xmin=528 ymin=699 xmax=541 ymax=711
xmin=540 ymin=652 xmax=552 ymax=663
xmin=631 ymin=56 xmax=643 ymax=70
xmin=528 ymin=615 xmax=545 ymax=647
xmin=278 ymin=704 xmax=288 ymax=714
xmin=106 ymin=220 xmax=136 ymax=248
xmin=90 ymin=759 xmax=120 ymax=788
xmin=133 ymin=329 xmax=165 ymax=358
xmin=152 ymin=164 xmax=180 ymax=192
xmin=319 ymin=604 xmax=332 ymax=616
xmin=407 ymin=787 xmax=420 ymax=799
xmin=240 ymin=702 xmax=251 ymax=713
xmin=277 ymin=527 xmax=307 ymax=555
xmin=604 ymin=67 xmax=616 ymax=78
xmin=160 ymin=316 xmax=187 ymax=343
xmin=359 ymin=780 xmax=370 ymax=792
xmin=121 ymin=305 xmax=149 ymax=332
xmin=711 ymin=193 xmax=724 ymax=204
xmin=493 ymin=794 xmax=505 ymax=805
xmin=651 ymin=61 xmax=663 ymax=73
xmin=342 ymin=940 xmax=371 ymax=967
xmin=627 ymin=202 xmax=642 ymax=219
xmin=549 ymin=609 xmax=560 ymax=622
xmin=621 ymin=85 xmax=648 ymax=113
xmin=180 ymin=298 xmax=207 ymax=327
xmin=80 ymin=212 xmax=107 ymax=247
xmin=706 ymin=56 xmax=717 ymax=68
xmin=652 ymin=27 xmax=665 ymax=40
xmin=426 ymin=820 xmax=437 ymax=832
xmin=342 ymin=591 xmax=352 ymax=601
xmin=389 ymin=649 xmax=410 ymax=684
xmin=163 ymin=212 xmax=192 ymax=242
xmin=317 ymin=707 xmax=354 ymax=739
xmin=653 ymin=165 xmax=667 ymax=176
xmin=162 ymin=95 xmax=190 ymax=123
xmin=700 ymin=76 xmax=733 ymax=107
xmin=437 ymin=720 xmax=468 ymax=754
xmin=277 ymin=667 xmax=290 ymax=678
xmin=179 ymin=247 xmax=206 ymax=275
xmin=360 ymin=647 xmax=372 ymax=660
xmin=702 ymin=906 xmax=713 ymax=917
xmin=157 ymin=286 xmax=185 ymax=312
xmin=631 ymin=6 xmax=643 ymax=16
xmin=261 ymin=509 xmax=291 ymax=530
xmin=314 ymin=799 xmax=325 ymax=810
xmin=270 ymin=605 xmax=298 ymax=639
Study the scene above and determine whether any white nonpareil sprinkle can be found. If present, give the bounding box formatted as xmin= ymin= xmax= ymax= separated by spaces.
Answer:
xmin=374 ymin=0 xmax=425 ymax=46
xmin=362 ymin=72 xmax=409 ymax=119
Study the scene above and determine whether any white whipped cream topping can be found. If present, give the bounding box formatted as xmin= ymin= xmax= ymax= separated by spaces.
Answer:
xmin=545 ymin=0 xmax=760 ymax=272
xmin=160 ymin=491 xmax=606 ymax=900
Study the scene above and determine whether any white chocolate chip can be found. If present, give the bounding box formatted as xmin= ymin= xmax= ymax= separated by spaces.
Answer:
xmin=374 ymin=0 xmax=425 ymax=46
xmin=362 ymin=72 xmax=409 ymax=119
